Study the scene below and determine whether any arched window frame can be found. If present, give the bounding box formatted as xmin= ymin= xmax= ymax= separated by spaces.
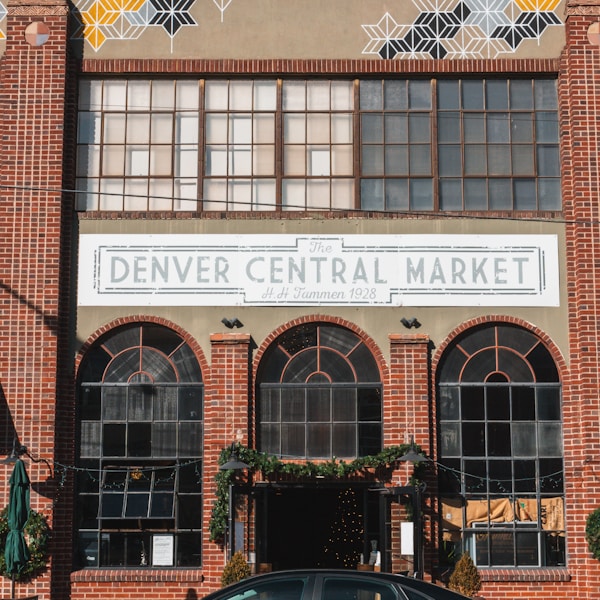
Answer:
xmin=76 ymin=323 xmax=204 ymax=569
xmin=437 ymin=323 xmax=564 ymax=568
xmin=257 ymin=323 xmax=382 ymax=459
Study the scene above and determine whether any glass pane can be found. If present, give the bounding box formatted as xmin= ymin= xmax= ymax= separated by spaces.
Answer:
xmin=77 ymin=145 xmax=101 ymax=177
xmin=510 ymin=80 xmax=533 ymax=110
xmin=283 ymin=81 xmax=306 ymax=111
xmin=464 ymin=179 xmax=487 ymax=210
xmin=102 ymin=146 xmax=126 ymax=176
xmin=332 ymin=146 xmax=352 ymax=175
xmin=104 ymin=114 xmax=126 ymax=143
xmin=103 ymin=387 xmax=127 ymax=420
xmin=462 ymin=387 xmax=484 ymax=420
xmin=360 ymin=80 xmax=382 ymax=110
xmin=80 ymin=422 xmax=101 ymax=457
xmin=230 ymin=81 xmax=253 ymax=110
xmin=512 ymin=423 xmax=536 ymax=456
xmin=462 ymin=422 xmax=485 ymax=455
xmin=176 ymin=81 xmax=199 ymax=110
xmin=538 ymin=423 xmax=562 ymax=456
xmin=536 ymin=112 xmax=559 ymax=143
xmin=382 ymin=80 xmax=406 ymax=110
xmin=332 ymin=114 xmax=352 ymax=144
xmin=487 ymin=422 xmax=510 ymax=456
xmin=79 ymin=80 xmax=103 ymax=111
xmin=307 ymin=423 xmax=330 ymax=457
xmin=78 ymin=112 xmax=102 ymax=144
xmin=537 ymin=145 xmax=560 ymax=176
xmin=487 ymin=386 xmax=510 ymax=420
xmin=205 ymin=81 xmax=228 ymax=110
xmin=205 ymin=114 xmax=228 ymax=144
xmin=307 ymin=114 xmax=330 ymax=144
xmin=357 ymin=388 xmax=381 ymax=421
xmin=408 ymin=113 xmax=430 ymax=143
xmin=511 ymin=113 xmax=533 ymax=143
xmin=487 ymin=113 xmax=510 ymax=143
xmin=282 ymin=389 xmax=306 ymax=421
xmin=464 ymin=145 xmax=487 ymax=175
xmin=150 ymin=493 xmax=174 ymax=517
xmin=151 ymin=113 xmax=173 ymax=144
xmin=333 ymin=423 xmax=355 ymax=457
xmin=101 ymin=493 xmax=124 ymax=517
xmin=438 ymin=112 xmax=460 ymax=143
xmin=362 ymin=114 xmax=383 ymax=144
xmin=512 ymin=387 xmax=536 ymax=420
xmin=254 ymin=81 xmax=277 ymax=110
xmin=512 ymin=146 xmax=535 ymax=175
xmin=408 ymin=81 xmax=431 ymax=109
xmin=464 ymin=113 xmax=485 ymax=142
xmin=360 ymin=179 xmax=384 ymax=211
xmin=534 ymin=80 xmax=557 ymax=110
xmin=128 ymin=423 xmax=151 ymax=456
xmin=176 ymin=114 xmax=198 ymax=144
xmin=153 ymin=423 xmax=177 ymax=457
xmin=385 ymin=114 xmax=407 ymax=144
xmin=439 ymin=387 xmax=460 ymax=420
xmin=514 ymin=179 xmax=536 ymax=210
xmin=441 ymin=423 xmax=460 ymax=456
xmin=409 ymin=145 xmax=431 ymax=175
xmin=439 ymin=145 xmax=461 ymax=176
xmin=439 ymin=179 xmax=463 ymax=210
xmin=538 ymin=178 xmax=561 ymax=210
xmin=125 ymin=493 xmax=149 ymax=517
xmin=409 ymin=179 xmax=433 ymax=210
xmin=438 ymin=80 xmax=459 ymax=110
xmin=80 ymin=386 xmax=102 ymax=420
xmin=152 ymin=80 xmax=175 ymax=110
xmin=486 ymin=80 xmax=508 ymax=110
xmin=488 ymin=178 xmax=512 ymax=210
xmin=129 ymin=386 xmax=153 ymax=420
xmin=385 ymin=145 xmax=408 ymax=175
xmin=307 ymin=81 xmax=330 ymax=110
xmin=254 ymin=114 xmax=275 ymax=143
xmin=307 ymin=388 xmax=330 ymax=421
xmin=537 ymin=388 xmax=561 ymax=420
xmin=331 ymin=81 xmax=353 ymax=110
xmin=487 ymin=145 xmax=511 ymax=175
xmin=462 ymin=81 xmax=484 ymax=110
xmin=179 ymin=422 xmax=202 ymax=456
xmin=126 ymin=113 xmax=150 ymax=144
xmin=362 ymin=146 xmax=383 ymax=176
xmin=386 ymin=179 xmax=409 ymax=210
xmin=281 ymin=424 xmax=305 ymax=456
xmin=104 ymin=80 xmax=127 ymax=109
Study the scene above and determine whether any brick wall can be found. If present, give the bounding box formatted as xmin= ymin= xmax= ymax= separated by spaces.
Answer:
xmin=0 ymin=1 xmax=71 ymax=599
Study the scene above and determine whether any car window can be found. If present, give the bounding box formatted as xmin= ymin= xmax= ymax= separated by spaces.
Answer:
xmin=399 ymin=589 xmax=430 ymax=600
xmin=322 ymin=577 xmax=398 ymax=600
xmin=226 ymin=579 xmax=307 ymax=600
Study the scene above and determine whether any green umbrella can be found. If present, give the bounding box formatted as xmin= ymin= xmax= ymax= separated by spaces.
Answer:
xmin=4 ymin=458 xmax=30 ymax=598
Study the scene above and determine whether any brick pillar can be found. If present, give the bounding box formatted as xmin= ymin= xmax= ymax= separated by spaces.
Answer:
xmin=203 ymin=333 xmax=252 ymax=586
xmin=561 ymin=2 xmax=600 ymax=596
xmin=0 ymin=1 xmax=71 ymax=599
xmin=386 ymin=334 xmax=434 ymax=578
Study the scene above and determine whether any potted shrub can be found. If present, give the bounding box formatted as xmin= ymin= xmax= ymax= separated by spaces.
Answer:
xmin=221 ymin=551 xmax=251 ymax=587
xmin=448 ymin=552 xmax=482 ymax=598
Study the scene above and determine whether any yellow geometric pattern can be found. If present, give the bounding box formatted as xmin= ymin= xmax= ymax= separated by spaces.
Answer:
xmin=514 ymin=0 xmax=561 ymax=10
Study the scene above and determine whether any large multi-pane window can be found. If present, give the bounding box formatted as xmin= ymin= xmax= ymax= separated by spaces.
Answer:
xmin=76 ymin=324 xmax=203 ymax=568
xmin=437 ymin=324 xmax=565 ymax=568
xmin=76 ymin=78 xmax=560 ymax=212
xmin=257 ymin=323 xmax=382 ymax=459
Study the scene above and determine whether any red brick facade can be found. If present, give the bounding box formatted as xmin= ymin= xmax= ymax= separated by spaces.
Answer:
xmin=2 ymin=1 xmax=600 ymax=599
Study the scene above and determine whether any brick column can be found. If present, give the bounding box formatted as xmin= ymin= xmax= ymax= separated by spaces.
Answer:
xmin=0 ymin=1 xmax=71 ymax=599
xmin=386 ymin=334 xmax=434 ymax=578
xmin=561 ymin=2 xmax=600 ymax=596
xmin=203 ymin=333 xmax=252 ymax=586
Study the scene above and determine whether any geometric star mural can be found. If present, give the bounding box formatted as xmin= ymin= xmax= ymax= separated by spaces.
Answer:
xmin=362 ymin=0 xmax=562 ymax=59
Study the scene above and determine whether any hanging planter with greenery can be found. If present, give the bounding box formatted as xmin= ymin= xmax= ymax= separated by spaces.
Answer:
xmin=0 ymin=508 xmax=50 ymax=581
xmin=209 ymin=443 xmax=426 ymax=543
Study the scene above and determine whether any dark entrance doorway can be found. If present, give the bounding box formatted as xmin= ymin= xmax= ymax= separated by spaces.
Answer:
xmin=259 ymin=485 xmax=380 ymax=571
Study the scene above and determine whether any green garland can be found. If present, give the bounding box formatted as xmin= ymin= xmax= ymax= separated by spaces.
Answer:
xmin=209 ymin=443 xmax=425 ymax=543
xmin=0 ymin=508 xmax=50 ymax=581
xmin=586 ymin=506 xmax=600 ymax=560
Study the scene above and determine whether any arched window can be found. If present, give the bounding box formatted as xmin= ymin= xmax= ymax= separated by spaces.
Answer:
xmin=437 ymin=323 xmax=564 ymax=568
xmin=76 ymin=324 xmax=203 ymax=568
xmin=257 ymin=323 xmax=382 ymax=459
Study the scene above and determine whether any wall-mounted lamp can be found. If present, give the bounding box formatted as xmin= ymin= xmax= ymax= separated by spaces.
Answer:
xmin=1 ymin=437 xmax=53 ymax=476
xmin=1 ymin=438 xmax=27 ymax=464
xmin=221 ymin=317 xmax=243 ymax=329
xmin=401 ymin=317 xmax=421 ymax=329
xmin=219 ymin=442 xmax=250 ymax=471
xmin=397 ymin=436 xmax=430 ymax=463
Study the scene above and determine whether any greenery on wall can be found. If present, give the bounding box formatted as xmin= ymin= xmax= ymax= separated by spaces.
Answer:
xmin=0 ymin=508 xmax=50 ymax=581
xmin=585 ymin=506 xmax=600 ymax=560
xmin=209 ymin=443 xmax=425 ymax=543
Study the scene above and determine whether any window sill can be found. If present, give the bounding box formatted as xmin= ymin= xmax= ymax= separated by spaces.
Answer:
xmin=478 ymin=567 xmax=570 ymax=582
xmin=71 ymin=568 xmax=204 ymax=583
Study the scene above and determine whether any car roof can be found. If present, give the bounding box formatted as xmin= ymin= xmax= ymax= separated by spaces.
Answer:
xmin=205 ymin=569 xmax=470 ymax=600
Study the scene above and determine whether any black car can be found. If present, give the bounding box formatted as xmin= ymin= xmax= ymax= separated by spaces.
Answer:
xmin=203 ymin=569 xmax=471 ymax=600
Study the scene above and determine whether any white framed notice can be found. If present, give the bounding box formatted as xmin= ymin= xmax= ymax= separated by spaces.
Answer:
xmin=152 ymin=534 xmax=174 ymax=566
xmin=401 ymin=522 xmax=414 ymax=556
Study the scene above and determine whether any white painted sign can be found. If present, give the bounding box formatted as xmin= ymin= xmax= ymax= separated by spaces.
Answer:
xmin=77 ymin=234 xmax=559 ymax=307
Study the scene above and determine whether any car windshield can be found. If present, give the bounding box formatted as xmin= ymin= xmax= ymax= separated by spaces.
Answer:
xmin=226 ymin=578 xmax=307 ymax=600
xmin=322 ymin=577 xmax=398 ymax=600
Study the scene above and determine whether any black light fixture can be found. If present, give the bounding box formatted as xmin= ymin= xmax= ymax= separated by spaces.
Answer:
xmin=397 ymin=436 xmax=430 ymax=463
xmin=401 ymin=317 xmax=421 ymax=329
xmin=219 ymin=442 xmax=250 ymax=471
xmin=1 ymin=438 xmax=27 ymax=464
xmin=221 ymin=317 xmax=243 ymax=329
